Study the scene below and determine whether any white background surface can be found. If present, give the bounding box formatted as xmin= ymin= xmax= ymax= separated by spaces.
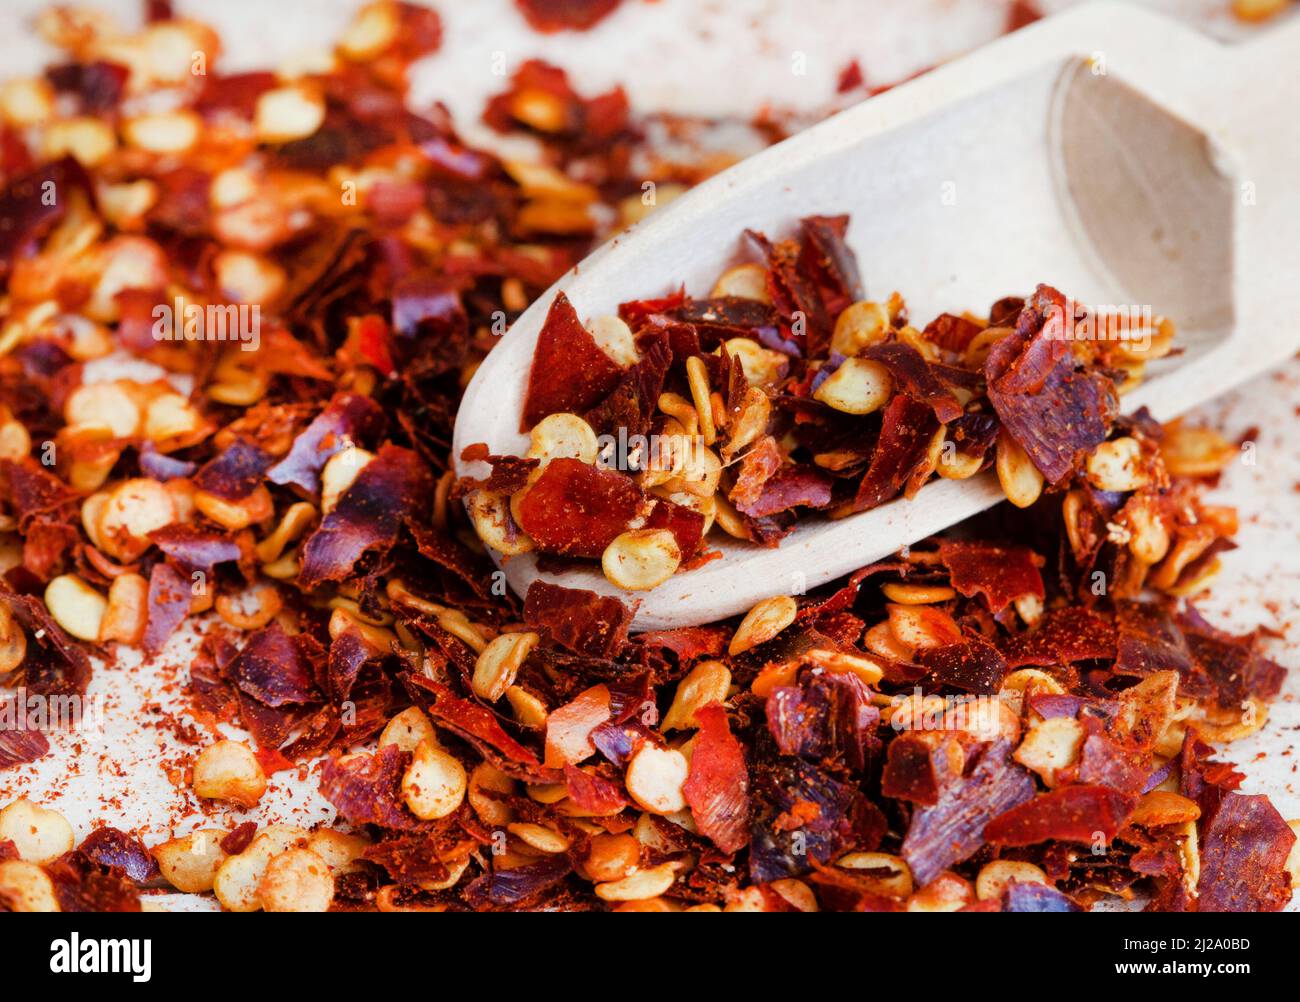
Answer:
xmin=0 ymin=0 xmax=1296 ymax=909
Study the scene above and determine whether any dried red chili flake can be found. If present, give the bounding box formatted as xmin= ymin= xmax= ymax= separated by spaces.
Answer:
xmin=1000 ymin=606 xmax=1117 ymax=668
xmin=0 ymin=158 xmax=89 ymax=279
xmin=389 ymin=271 xmax=469 ymax=368
xmin=682 ymin=702 xmax=750 ymax=854
xmin=642 ymin=495 xmax=705 ymax=557
xmin=836 ymin=59 xmax=866 ymax=94
xmin=45 ymin=60 xmax=129 ymax=114
xmin=463 ymin=853 xmax=573 ymax=910
xmin=1180 ymin=612 xmax=1286 ymax=709
xmin=916 ymin=633 xmax=1010 ymax=695
xmin=406 ymin=523 xmax=496 ymax=604
xmin=142 ymin=561 xmax=190 ymax=655
xmin=736 ymin=463 xmax=835 ymax=519
xmin=984 ymin=285 xmax=1118 ymax=484
xmin=860 ymin=342 xmax=963 ymax=423
xmin=220 ymin=823 xmax=258 ymax=857
xmin=266 ymin=391 xmax=387 ymax=493
xmin=583 ymin=338 xmax=671 ymax=441
xmin=192 ymin=440 xmax=273 ymax=501
xmin=485 ymin=59 xmax=630 ymax=153
xmin=563 ymin=763 xmax=629 ymax=815
xmin=1113 ymin=600 xmax=1195 ymax=676
xmin=420 ymin=681 xmax=554 ymax=782
xmin=365 ymin=824 xmax=478 ymax=887
xmin=515 ymin=458 xmax=644 ymax=557
xmin=227 ymin=623 xmax=322 ymax=708
xmin=138 ymin=442 xmax=197 ymax=481
xmin=938 ymin=539 xmax=1044 ymax=614
xmin=0 ymin=728 xmax=49 ymax=770
xmin=985 ymin=784 xmax=1139 ymax=846
xmin=523 ymin=581 xmax=633 ymax=660
xmin=321 ymin=744 xmax=428 ymax=831
xmin=881 ymin=731 xmax=961 ymax=807
xmin=634 ymin=625 xmax=729 ymax=665
xmin=798 ymin=214 xmax=864 ymax=329
xmin=923 ymin=312 xmax=983 ymax=352
xmin=77 ymin=827 xmax=160 ymax=886
xmin=544 ymin=683 xmax=611 ymax=770
xmin=749 ymin=752 xmax=886 ymax=883
xmin=454 ymin=443 xmax=538 ymax=498
xmin=1002 ymin=881 xmax=1081 ymax=912
xmin=326 ymin=627 xmax=383 ymax=705
xmin=515 ymin=0 xmax=622 ymax=32
xmin=45 ymin=850 xmax=142 ymax=913
xmin=298 ymin=444 xmax=431 ymax=589
xmin=1196 ymin=792 xmax=1296 ymax=912
xmin=1006 ymin=0 xmax=1044 ymax=32
xmin=619 ymin=288 xmax=686 ymax=330
xmin=1069 ymin=722 xmax=1149 ymax=796
xmin=766 ymin=669 xmax=880 ymax=771
xmin=730 ymin=435 xmax=783 ymax=510
xmin=848 ymin=395 xmax=941 ymax=513
xmin=520 ymin=292 xmax=625 ymax=430
xmin=902 ymin=740 xmax=1035 ymax=885
xmin=148 ymin=524 xmax=241 ymax=579
xmin=4 ymin=589 xmax=91 ymax=696
xmin=2 ymin=456 xmax=78 ymax=522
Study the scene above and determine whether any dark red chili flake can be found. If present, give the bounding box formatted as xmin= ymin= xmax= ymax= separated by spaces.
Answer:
xmin=1196 ymin=792 xmax=1296 ymax=912
xmin=515 ymin=0 xmax=622 ymax=32
xmin=916 ymin=633 xmax=1010 ymax=695
xmin=1003 ymin=881 xmax=1081 ymax=912
xmin=523 ymin=580 xmax=633 ymax=659
xmin=148 ymin=523 xmax=242 ymax=579
xmin=267 ymin=391 xmax=387 ymax=493
xmin=766 ymin=669 xmax=880 ymax=771
xmin=0 ymin=728 xmax=49 ymax=770
xmin=881 ymin=732 xmax=961 ymax=807
xmin=938 ymin=539 xmax=1045 ymax=614
xmin=984 ymin=285 xmax=1118 ymax=484
xmin=45 ymin=61 xmax=129 ymax=114
xmin=298 ymin=444 xmax=431 ymax=589
xmin=1000 ymin=606 xmax=1117 ymax=668
xmin=902 ymin=740 xmax=1035 ymax=886
xmin=226 ymin=623 xmax=322 ymax=708
xmin=514 ymin=458 xmax=643 ymax=557
xmin=462 ymin=853 xmax=572 ymax=909
xmin=44 ymin=851 xmax=142 ymax=913
xmin=143 ymin=561 xmax=192 ymax=655
xmin=984 ymin=784 xmax=1138 ymax=846
xmin=848 ymin=395 xmax=941 ymax=512
xmin=861 ymin=342 xmax=963 ymax=423
xmin=321 ymin=745 xmax=428 ymax=831
xmin=0 ymin=158 xmax=89 ymax=280
xmin=582 ymin=337 xmax=671 ymax=441
xmin=420 ymin=682 xmax=554 ymax=782
xmin=520 ymin=292 xmax=625 ymax=430
xmin=454 ymin=443 xmax=538 ymax=498
xmin=563 ymin=763 xmax=629 ymax=815
xmin=749 ymin=753 xmax=886 ymax=883
xmin=78 ymin=827 xmax=160 ymax=886
xmin=220 ymin=822 xmax=258 ymax=856
xmin=682 ymin=702 xmax=750 ymax=853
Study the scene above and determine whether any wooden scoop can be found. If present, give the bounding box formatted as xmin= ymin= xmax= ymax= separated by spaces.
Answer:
xmin=454 ymin=2 xmax=1300 ymax=631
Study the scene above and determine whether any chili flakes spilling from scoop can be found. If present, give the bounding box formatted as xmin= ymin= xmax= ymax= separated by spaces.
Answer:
xmin=0 ymin=1 xmax=1292 ymax=916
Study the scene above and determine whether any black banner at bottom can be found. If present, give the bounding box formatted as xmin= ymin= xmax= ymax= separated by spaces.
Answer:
xmin=0 ymin=911 xmax=1286 ymax=989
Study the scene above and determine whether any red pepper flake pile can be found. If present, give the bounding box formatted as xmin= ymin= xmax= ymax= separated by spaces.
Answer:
xmin=0 ymin=2 xmax=1294 ymax=914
